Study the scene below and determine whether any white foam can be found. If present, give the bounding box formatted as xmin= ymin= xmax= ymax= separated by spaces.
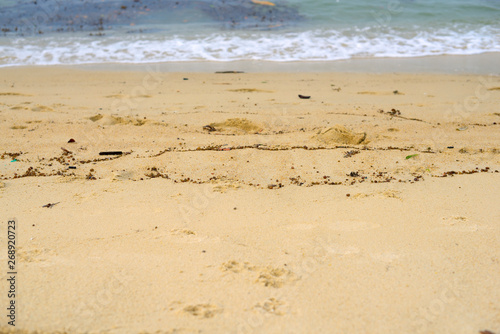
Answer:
xmin=1 ymin=25 xmax=499 ymax=66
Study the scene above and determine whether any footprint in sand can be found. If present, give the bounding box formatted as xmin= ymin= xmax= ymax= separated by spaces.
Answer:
xmin=14 ymin=247 xmax=69 ymax=268
xmin=328 ymin=220 xmax=380 ymax=232
xmin=255 ymin=298 xmax=286 ymax=315
xmin=441 ymin=216 xmax=478 ymax=232
xmin=256 ymin=267 xmax=298 ymax=288
xmin=16 ymin=248 xmax=47 ymax=263
xmin=170 ymin=229 xmax=209 ymax=243
xmin=221 ymin=261 xmax=298 ymax=288
xmin=221 ymin=260 xmax=257 ymax=273
xmin=183 ymin=304 xmax=222 ymax=318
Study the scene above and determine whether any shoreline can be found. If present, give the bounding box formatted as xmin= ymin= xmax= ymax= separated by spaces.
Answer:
xmin=1 ymin=52 xmax=499 ymax=75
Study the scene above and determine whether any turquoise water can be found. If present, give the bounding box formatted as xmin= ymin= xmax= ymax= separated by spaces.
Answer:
xmin=0 ymin=0 xmax=499 ymax=66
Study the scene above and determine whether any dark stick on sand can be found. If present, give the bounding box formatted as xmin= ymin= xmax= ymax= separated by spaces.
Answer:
xmin=42 ymin=202 xmax=60 ymax=208
xmin=99 ymin=151 xmax=123 ymax=156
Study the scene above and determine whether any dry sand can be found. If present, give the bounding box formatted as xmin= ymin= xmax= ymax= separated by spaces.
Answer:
xmin=0 ymin=66 xmax=499 ymax=334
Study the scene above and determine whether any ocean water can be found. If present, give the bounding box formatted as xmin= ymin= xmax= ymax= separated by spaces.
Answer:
xmin=0 ymin=0 xmax=499 ymax=67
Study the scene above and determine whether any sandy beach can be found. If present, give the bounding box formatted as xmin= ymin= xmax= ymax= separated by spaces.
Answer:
xmin=0 ymin=66 xmax=499 ymax=334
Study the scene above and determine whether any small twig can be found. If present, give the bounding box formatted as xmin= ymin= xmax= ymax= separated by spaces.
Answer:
xmin=344 ymin=150 xmax=360 ymax=158
xmin=42 ymin=202 xmax=60 ymax=208
xmin=61 ymin=147 xmax=72 ymax=155
xmin=99 ymin=151 xmax=123 ymax=156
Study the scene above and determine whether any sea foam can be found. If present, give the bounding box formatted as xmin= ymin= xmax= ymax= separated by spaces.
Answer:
xmin=1 ymin=25 xmax=499 ymax=67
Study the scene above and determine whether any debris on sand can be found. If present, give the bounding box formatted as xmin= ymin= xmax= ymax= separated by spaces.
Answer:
xmin=314 ymin=125 xmax=367 ymax=145
xmin=99 ymin=151 xmax=123 ymax=156
xmin=203 ymin=125 xmax=216 ymax=132
xmin=209 ymin=118 xmax=263 ymax=134
xmin=42 ymin=202 xmax=60 ymax=208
